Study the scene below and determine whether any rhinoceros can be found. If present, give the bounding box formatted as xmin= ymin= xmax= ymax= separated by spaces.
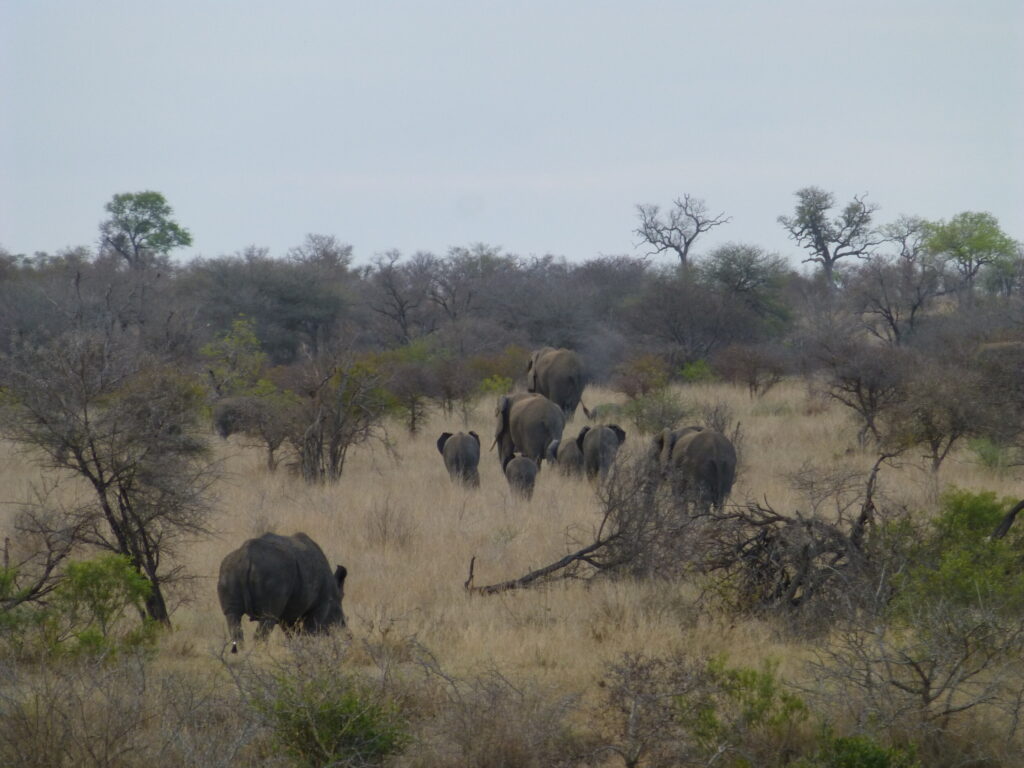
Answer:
xmin=217 ymin=532 xmax=347 ymax=652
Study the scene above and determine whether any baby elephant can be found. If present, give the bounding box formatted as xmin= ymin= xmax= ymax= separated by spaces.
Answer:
xmin=437 ymin=431 xmax=481 ymax=487
xmin=545 ymin=436 xmax=584 ymax=476
xmin=576 ymin=424 xmax=627 ymax=480
xmin=503 ymin=454 xmax=539 ymax=500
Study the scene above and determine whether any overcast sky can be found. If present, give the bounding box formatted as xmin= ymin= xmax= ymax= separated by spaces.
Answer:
xmin=2 ymin=1 xmax=1021 ymax=268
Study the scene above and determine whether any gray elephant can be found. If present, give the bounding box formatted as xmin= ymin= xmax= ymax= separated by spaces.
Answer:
xmin=217 ymin=532 xmax=347 ymax=652
xmin=526 ymin=347 xmax=591 ymax=420
xmin=546 ymin=436 xmax=584 ymax=476
xmin=494 ymin=393 xmax=566 ymax=469
xmin=437 ymin=430 xmax=481 ymax=487
xmin=653 ymin=426 xmax=737 ymax=510
xmin=503 ymin=454 xmax=539 ymax=500
xmin=577 ymin=424 xmax=627 ymax=480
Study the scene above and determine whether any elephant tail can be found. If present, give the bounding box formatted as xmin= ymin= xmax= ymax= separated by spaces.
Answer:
xmin=580 ymin=399 xmax=592 ymax=420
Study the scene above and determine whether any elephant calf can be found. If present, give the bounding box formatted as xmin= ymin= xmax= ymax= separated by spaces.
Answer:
xmin=437 ymin=430 xmax=481 ymax=487
xmin=503 ymin=454 xmax=539 ymax=500
xmin=546 ymin=436 xmax=584 ymax=476
xmin=577 ymin=424 xmax=627 ymax=480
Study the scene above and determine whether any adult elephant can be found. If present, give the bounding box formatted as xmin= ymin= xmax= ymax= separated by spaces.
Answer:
xmin=437 ymin=431 xmax=481 ymax=487
xmin=653 ymin=426 xmax=736 ymax=510
xmin=217 ymin=532 xmax=347 ymax=652
xmin=526 ymin=347 xmax=591 ymax=420
xmin=494 ymin=393 xmax=565 ymax=469
xmin=577 ymin=424 xmax=627 ymax=480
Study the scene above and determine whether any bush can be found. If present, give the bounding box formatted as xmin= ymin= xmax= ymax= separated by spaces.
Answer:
xmin=612 ymin=355 xmax=671 ymax=398
xmin=967 ymin=437 xmax=1012 ymax=471
xmin=258 ymin=674 xmax=407 ymax=767
xmin=2 ymin=554 xmax=157 ymax=658
xmin=802 ymin=734 xmax=919 ymax=768
xmin=621 ymin=389 xmax=689 ymax=435
xmin=236 ymin=636 xmax=409 ymax=767
xmin=890 ymin=488 xmax=1024 ymax=618
xmin=680 ymin=359 xmax=716 ymax=384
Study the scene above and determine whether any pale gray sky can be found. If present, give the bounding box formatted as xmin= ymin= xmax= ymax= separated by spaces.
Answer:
xmin=2 ymin=1 xmax=1021 ymax=267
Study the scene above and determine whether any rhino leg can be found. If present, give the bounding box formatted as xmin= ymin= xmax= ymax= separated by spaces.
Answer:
xmin=225 ymin=613 xmax=244 ymax=653
xmin=255 ymin=617 xmax=278 ymax=641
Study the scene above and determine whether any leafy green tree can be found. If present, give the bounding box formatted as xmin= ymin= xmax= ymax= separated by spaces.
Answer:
xmin=99 ymin=191 xmax=192 ymax=269
xmin=201 ymin=316 xmax=269 ymax=398
xmin=778 ymin=187 xmax=882 ymax=286
xmin=700 ymin=243 xmax=790 ymax=327
xmin=924 ymin=211 xmax=1017 ymax=303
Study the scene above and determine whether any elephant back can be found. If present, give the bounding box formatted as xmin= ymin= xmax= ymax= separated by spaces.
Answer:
xmin=508 ymin=393 xmax=565 ymax=462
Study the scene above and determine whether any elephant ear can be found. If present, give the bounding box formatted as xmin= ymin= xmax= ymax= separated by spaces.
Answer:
xmin=526 ymin=352 xmax=538 ymax=392
xmin=575 ymin=425 xmax=591 ymax=452
xmin=495 ymin=396 xmax=511 ymax=434
xmin=609 ymin=424 xmax=626 ymax=445
xmin=437 ymin=432 xmax=453 ymax=455
xmin=501 ymin=452 xmax=514 ymax=473
xmin=656 ymin=428 xmax=677 ymax=465
xmin=546 ymin=439 xmax=561 ymax=462
xmin=468 ymin=430 xmax=480 ymax=445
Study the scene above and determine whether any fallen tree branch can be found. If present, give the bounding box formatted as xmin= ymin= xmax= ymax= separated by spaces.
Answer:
xmin=465 ymin=538 xmax=613 ymax=595
xmin=992 ymin=499 xmax=1024 ymax=540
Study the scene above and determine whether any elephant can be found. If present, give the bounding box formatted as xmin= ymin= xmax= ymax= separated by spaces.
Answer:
xmin=503 ymin=454 xmax=539 ymax=500
xmin=546 ymin=436 xmax=584 ymax=476
xmin=577 ymin=424 xmax=627 ymax=480
xmin=217 ymin=532 xmax=347 ymax=652
xmin=437 ymin=430 xmax=481 ymax=487
xmin=526 ymin=347 xmax=591 ymax=420
xmin=653 ymin=426 xmax=737 ymax=510
xmin=494 ymin=393 xmax=566 ymax=469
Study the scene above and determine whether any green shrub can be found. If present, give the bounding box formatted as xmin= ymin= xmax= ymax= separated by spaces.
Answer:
xmin=621 ymin=389 xmax=689 ymax=434
xmin=680 ymin=359 xmax=716 ymax=384
xmin=258 ymin=674 xmax=407 ymax=767
xmin=477 ymin=374 xmax=513 ymax=397
xmin=890 ymin=489 xmax=1024 ymax=619
xmin=46 ymin=554 xmax=157 ymax=657
xmin=967 ymin=437 xmax=1011 ymax=471
xmin=795 ymin=734 xmax=919 ymax=768
xmin=687 ymin=657 xmax=809 ymax=766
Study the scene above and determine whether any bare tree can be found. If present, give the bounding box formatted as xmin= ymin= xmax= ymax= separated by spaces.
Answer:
xmin=363 ymin=250 xmax=437 ymax=345
xmin=0 ymin=330 xmax=217 ymax=625
xmin=285 ymin=345 xmax=392 ymax=484
xmin=778 ymin=187 xmax=883 ymax=286
xmin=634 ymin=194 xmax=730 ymax=269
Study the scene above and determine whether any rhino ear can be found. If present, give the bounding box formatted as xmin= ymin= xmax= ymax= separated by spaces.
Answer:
xmin=437 ymin=432 xmax=453 ymax=455
xmin=468 ymin=430 xmax=480 ymax=445
xmin=335 ymin=565 xmax=347 ymax=589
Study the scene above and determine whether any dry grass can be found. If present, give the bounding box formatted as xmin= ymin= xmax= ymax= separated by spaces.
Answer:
xmin=2 ymin=380 xmax=1022 ymax=724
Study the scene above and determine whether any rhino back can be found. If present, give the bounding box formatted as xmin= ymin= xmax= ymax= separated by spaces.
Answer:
xmin=220 ymin=533 xmax=335 ymax=625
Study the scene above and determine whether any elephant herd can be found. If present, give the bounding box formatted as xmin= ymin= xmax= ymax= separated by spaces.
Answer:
xmin=217 ymin=348 xmax=738 ymax=649
xmin=437 ymin=347 xmax=737 ymax=507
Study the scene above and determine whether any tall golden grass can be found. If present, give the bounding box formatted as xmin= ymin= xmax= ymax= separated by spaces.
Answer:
xmin=2 ymin=380 xmax=1020 ymax=691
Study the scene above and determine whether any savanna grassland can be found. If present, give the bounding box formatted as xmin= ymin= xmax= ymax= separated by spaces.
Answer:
xmin=4 ymin=380 xmax=1021 ymax=766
